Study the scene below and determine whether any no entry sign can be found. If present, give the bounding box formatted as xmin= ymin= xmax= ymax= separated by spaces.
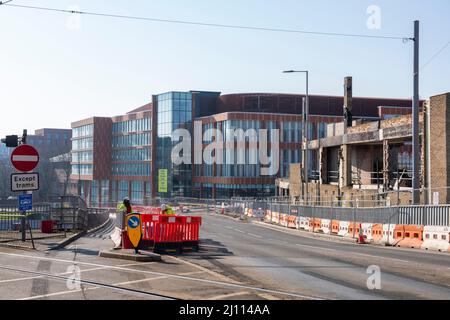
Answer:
xmin=11 ymin=145 xmax=40 ymax=172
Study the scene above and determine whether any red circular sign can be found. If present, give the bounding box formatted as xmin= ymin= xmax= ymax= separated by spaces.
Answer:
xmin=10 ymin=145 xmax=40 ymax=172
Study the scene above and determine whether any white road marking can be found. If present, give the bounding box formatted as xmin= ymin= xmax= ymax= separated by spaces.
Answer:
xmin=247 ymin=233 xmax=263 ymax=239
xmin=233 ymin=229 xmax=246 ymax=234
xmin=0 ymin=252 xmax=322 ymax=300
xmin=208 ymin=291 xmax=250 ymax=300
xmin=20 ymin=271 xmax=203 ymax=300
xmin=0 ymin=262 xmax=156 ymax=284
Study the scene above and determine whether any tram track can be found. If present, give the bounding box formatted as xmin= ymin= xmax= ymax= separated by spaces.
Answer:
xmin=0 ymin=264 xmax=178 ymax=300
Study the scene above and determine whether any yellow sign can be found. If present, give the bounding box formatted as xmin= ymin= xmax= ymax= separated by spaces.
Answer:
xmin=158 ymin=169 xmax=168 ymax=193
xmin=126 ymin=213 xmax=142 ymax=249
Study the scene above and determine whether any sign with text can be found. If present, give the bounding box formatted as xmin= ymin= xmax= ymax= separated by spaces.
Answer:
xmin=158 ymin=169 xmax=168 ymax=193
xmin=18 ymin=194 xmax=33 ymax=211
xmin=11 ymin=173 xmax=39 ymax=192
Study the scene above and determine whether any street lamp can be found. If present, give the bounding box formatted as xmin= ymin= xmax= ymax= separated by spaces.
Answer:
xmin=283 ymin=70 xmax=309 ymax=205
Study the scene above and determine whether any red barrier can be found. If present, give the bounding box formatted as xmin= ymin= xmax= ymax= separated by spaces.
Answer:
xmin=138 ymin=214 xmax=202 ymax=253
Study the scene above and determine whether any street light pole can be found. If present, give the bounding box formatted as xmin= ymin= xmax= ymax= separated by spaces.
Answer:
xmin=283 ymin=70 xmax=309 ymax=204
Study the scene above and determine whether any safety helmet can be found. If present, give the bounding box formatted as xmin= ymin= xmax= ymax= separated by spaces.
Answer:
xmin=161 ymin=204 xmax=167 ymax=211
xmin=123 ymin=197 xmax=130 ymax=205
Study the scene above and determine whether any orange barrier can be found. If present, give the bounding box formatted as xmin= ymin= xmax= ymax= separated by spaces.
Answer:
xmin=280 ymin=214 xmax=289 ymax=227
xmin=309 ymin=218 xmax=321 ymax=232
xmin=348 ymin=222 xmax=362 ymax=239
xmin=361 ymin=223 xmax=374 ymax=242
xmin=371 ymin=224 xmax=383 ymax=244
xmin=395 ymin=225 xmax=424 ymax=249
xmin=331 ymin=220 xmax=340 ymax=234
xmin=287 ymin=216 xmax=297 ymax=229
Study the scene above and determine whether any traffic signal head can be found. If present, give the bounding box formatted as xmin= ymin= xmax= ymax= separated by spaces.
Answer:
xmin=1 ymin=135 xmax=19 ymax=147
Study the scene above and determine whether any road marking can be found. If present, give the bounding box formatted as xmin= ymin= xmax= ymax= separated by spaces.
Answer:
xmin=246 ymin=233 xmax=263 ymax=239
xmin=208 ymin=291 xmax=250 ymax=300
xmin=0 ymin=262 xmax=156 ymax=284
xmin=20 ymin=271 xmax=203 ymax=300
xmin=296 ymin=243 xmax=337 ymax=252
xmin=233 ymin=228 xmax=246 ymax=234
xmin=0 ymin=252 xmax=322 ymax=300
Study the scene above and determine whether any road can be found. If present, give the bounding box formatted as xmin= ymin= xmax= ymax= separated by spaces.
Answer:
xmin=182 ymin=210 xmax=450 ymax=300
xmin=0 ymin=209 xmax=449 ymax=300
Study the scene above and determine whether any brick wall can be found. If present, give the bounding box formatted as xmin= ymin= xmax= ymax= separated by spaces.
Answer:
xmin=429 ymin=93 xmax=450 ymax=203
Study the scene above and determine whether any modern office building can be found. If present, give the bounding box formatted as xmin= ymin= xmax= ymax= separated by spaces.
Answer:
xmin=71 ymin=89 xmax=414 ymax=206
xmin=27 ymin=128 xmax=72 ymax=159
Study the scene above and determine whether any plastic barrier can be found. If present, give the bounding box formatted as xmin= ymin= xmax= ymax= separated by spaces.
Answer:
xmin=361 ymin=223 xmax=374 ymax=241
xmin=371 ymin=224 xmax=383 ymax=244
xmin=381 ymin=224 xmax=397 ymax=246
xmin=287 ymin=215 xmax=297 ymax=229
xmin=309 ymin=218 xmax=321 ymax=233
xmin=421 ymin=226 xmax=450 ymax=252
xmin=298 ymin=217 xmax=310 ymax=231
xmin=264 ymin=210 xmax=272 ymax=223
xmin=271 ymin=212 xmax=280 ymax=224
xmin=280 ymin=214 xmax=289 ymax=227
xmin=178 ymin=216 xmax=202 ymax=251
xmin=395 ymin=225 xmax=424 ymax=249
xmin=347 ymin=222 xmax=362 ymax=239
xmin=338 ymin=221 xmax=350 ymax=237
xmin=331 ymin=220 xmax=340 ymax=234
xmin=320 ymin=219 xmax=331 ymax=234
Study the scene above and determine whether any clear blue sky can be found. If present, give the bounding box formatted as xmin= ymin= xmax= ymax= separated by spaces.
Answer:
xmin=0 ymin=0 xmax=449 ymax=137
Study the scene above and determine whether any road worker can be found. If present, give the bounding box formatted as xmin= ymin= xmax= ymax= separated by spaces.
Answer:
xmin=161 ymin=203 xmax=175 ymax=215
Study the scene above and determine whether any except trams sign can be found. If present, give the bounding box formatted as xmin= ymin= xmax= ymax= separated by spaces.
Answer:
xmin=11 ymin=173 xmax=39 ymax=192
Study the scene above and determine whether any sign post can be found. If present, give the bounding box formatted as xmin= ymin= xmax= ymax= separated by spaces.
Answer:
xmin=10 ymin=143 xmax=40 ymax=242
xmin=126 ymin=213 xmax=142 ymax=254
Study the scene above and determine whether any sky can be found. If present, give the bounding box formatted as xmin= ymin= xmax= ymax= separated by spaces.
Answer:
xmin=0 ymin=0 xmax=449 ymax=137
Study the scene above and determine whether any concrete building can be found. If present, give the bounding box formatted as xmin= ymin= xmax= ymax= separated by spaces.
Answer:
xmin=276 ymin=92 xmax=450 ymax=206
xmin=70 ymin=87 xmax=415 ymax=206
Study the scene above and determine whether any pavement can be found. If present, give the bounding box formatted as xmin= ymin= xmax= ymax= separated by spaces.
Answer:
xmin=0 ymin=209 xmax=449 ymax=300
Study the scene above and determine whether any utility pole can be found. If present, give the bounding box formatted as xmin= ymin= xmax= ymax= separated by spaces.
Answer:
xmin=412 ymin=20 xmax=420 ymax=204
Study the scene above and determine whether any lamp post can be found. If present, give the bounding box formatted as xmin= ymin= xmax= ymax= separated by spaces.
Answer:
xmin=283 ymin=70 xmax=309 ymax=204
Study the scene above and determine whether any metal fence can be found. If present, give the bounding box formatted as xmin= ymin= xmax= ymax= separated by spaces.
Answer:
xmin=258 ymin=202 xmax=450 ymax=226
xmin=0 ymin=196 xmax=95 ymax=248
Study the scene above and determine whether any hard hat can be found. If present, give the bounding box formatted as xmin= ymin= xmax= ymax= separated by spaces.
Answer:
xmin=161 ymin=204 xmax=167 ymax=211
xmin=123 ymin=197 xmax=130 ymax=205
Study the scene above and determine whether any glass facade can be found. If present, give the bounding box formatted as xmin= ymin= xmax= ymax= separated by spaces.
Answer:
xmin=155 ymin=92 xmax=193 ymax=198
xmin=111 ymin=163 xmax=151 ymax=176
xmin=112 ymin=148 xmax=151 ymax=162
xmin=72 ymin=123 xmax=94 ymax=177
xmin=73 ymin=124 xmax=93 ymax=138
xmin=112 ymin=118 xmax=151 ymax=133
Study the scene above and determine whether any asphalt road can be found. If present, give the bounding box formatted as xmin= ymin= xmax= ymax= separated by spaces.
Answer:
xmin=0 ymin=211 xmax=449 ymax=300
xmin=182 ymin=211 xmax=450 ymax=300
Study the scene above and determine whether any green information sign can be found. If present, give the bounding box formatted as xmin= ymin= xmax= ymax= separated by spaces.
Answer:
xmin=158 ymin=169 xmax=168 ymax=193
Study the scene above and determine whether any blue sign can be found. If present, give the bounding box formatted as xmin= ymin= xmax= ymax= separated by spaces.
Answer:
xmin=19 ymin=194 xmax=33 ymax=211
xmin=127 ymin=216 xmax=140 ymax=229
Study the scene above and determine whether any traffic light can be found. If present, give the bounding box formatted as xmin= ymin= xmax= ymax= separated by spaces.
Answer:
xmin=1 ymin=135 xmax=19 ymax=147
